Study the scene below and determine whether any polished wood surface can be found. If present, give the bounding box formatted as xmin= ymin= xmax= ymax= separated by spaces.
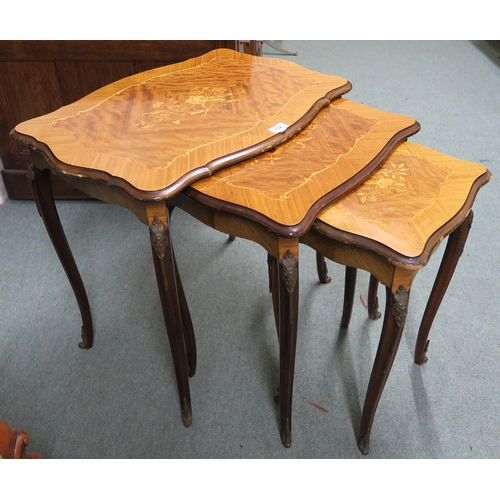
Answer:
xmin=0 ymin=41 xmax=251 ymax=199
xmin=12 ymin=47 xmax=490 ymax=453
xmin=301 ymin=142 xmax=491 ymax=454
xmin=0 ymin=421 xmax=43 ymax=459
xmin=11 ymin=49 xmax=351 ymax=200
xmin=186 ymin=99 xmax=419 ymax=235
xmin=10 ymin=52 xmax=352 ymax=447
xmin=178 ymin=139 xmax=490 ymax=452
xmin=173 ymin=100 xmax=419 ymax=447
xmin=312 ymin=142 xmax=491 ymax=266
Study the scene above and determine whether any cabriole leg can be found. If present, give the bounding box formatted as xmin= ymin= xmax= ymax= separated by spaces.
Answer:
xmin=368 ymin=274 xmax=381 ymax=320
xmin=172 ymin=249 xmax=197 ymax=377
xmin=415 ymin=211 xmax=474 ymax=365
xmin=167 ymin=207 xmax=196 ymax=376
xmin=277 ymin=247 xmax=299 ymax=448
xmin=149 ymin=212 xmax=192 ymax=426
xmin=316 ymin=252 xmax=332 ymax=284
xmin=341 ymin=267 xmax=357 ymax=328
xmin=358 ymin=284 xmax=409 ymax=455
xmin=29 ymin=165 xmax=93 ymax=349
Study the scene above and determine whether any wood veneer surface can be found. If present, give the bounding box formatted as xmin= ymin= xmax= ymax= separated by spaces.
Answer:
xmin=314 ymin=142 xmax=491 ymax=262
xmin=188 ymin=99 xmax=419 ymax=235
xmin=11 ymin=49 xmax=351 ymax=199
xmin=1 ymin=40 xmax=243 ymax=198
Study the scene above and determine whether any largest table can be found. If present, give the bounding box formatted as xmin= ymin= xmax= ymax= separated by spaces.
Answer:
xmin=11 ymin=49 xmax=422 ymax=447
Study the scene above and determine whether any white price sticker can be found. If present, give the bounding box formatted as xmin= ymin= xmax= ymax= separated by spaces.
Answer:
xmin=268 ymin=122 xmax=289 ymax=134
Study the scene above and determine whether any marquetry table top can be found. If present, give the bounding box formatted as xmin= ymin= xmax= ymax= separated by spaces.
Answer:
xmin=10 ymin=49 xmax=352 ymax=201
xmin=313 ymin=141 xmax=491 ymax=266
xmin=186 ymin=98 xmax=420 ymax=236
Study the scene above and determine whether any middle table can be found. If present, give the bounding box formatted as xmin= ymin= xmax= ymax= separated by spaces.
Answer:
xmin=174 ymin=98 xmax=419 ymax=446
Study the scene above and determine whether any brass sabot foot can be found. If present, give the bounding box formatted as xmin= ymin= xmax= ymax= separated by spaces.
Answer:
xmin=369 ymin=297 xmax=382 ymax=320
xmin=281 ymin=419 xmax=292 ymax=448
xmin=182 ymin=398 xmax=193 ymax=427
xmin=78 ymin=326 xmax=90 ymax=349
xmin=415 ymin=339 xmax=430 ymax=365
xmin=321 ymin=261 xmax=332 ymax=284
xmin=422 ymin=340 xmax=430 ymax=364
xmin=358 ymin=431 xmax=371 ymax=455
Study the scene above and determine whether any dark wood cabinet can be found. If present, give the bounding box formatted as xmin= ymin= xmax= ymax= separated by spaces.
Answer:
xmin=0 ymin=40 xmax=260 ymax=199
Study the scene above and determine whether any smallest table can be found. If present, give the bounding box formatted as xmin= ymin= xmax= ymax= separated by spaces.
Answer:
xmin=302 ymin=141 xmax=491 ymax=453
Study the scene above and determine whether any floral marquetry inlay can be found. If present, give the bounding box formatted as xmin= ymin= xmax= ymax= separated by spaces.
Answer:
xmin=356 ymin=162 xmax=409 ymax=203
xmin=191 ymin=98 xmax=419 ymax=228
xmin=136 ymin=84 xmax=242 ymax=129
xmin=320 ymin=151 xmax=453 ymax=232
xmin=51 ymin=56 xmax=317 ymax=172
xmin=315 ymin=141 xmax=490 ymax=259
xmin=13 ymin=49 xmax=352 ymax=197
